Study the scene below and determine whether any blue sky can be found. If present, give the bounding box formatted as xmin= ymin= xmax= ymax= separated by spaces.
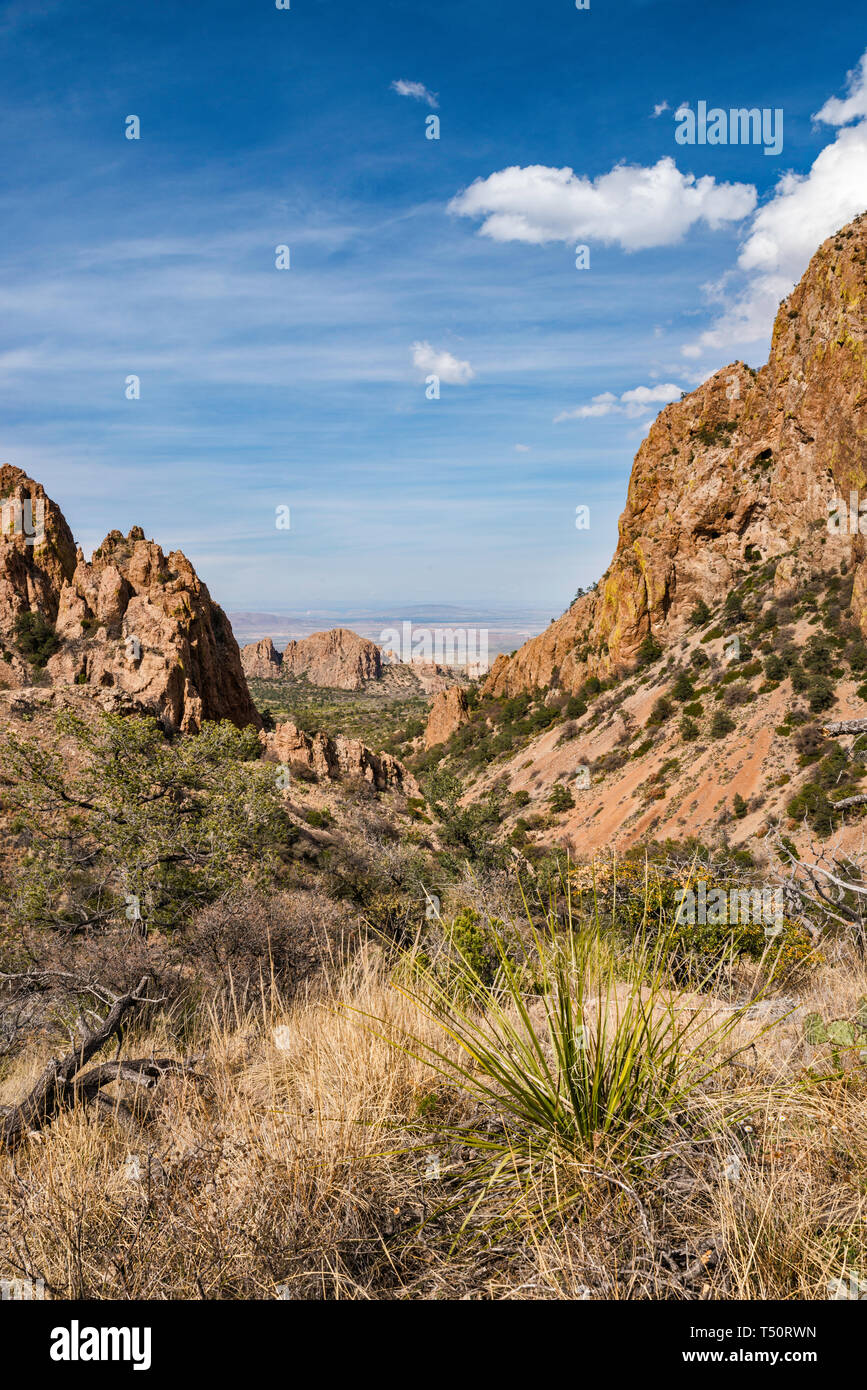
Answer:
xmin=1 ymin=0 xmax=866 ymax=617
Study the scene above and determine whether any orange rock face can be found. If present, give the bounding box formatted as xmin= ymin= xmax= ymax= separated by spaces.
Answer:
xmin=0 ymin=469 xmax=260 ymax=733
xmin=424 ymin=685 xmax=470 ymax=748
xmin=241 ymin=637 xmax=283 ymax=680
xmin=265 ymin=720 xmax=414 ymax=792
xmin=280 ymin=628 xmax=382 ymax=689
xmin=485 ymin=213 xmax=867 ymax=698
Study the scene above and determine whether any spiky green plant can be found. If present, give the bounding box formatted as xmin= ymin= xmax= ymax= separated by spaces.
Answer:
xmin=376 ymin=887 xmax=765 ymax=1222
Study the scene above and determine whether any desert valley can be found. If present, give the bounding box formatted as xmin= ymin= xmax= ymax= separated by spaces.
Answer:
xmin=2 ymin=214 xmax=867 ymax=1309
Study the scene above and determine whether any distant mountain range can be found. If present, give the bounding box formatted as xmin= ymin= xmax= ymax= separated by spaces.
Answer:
xmin=227 ymin=604 xmax=553 ymax=660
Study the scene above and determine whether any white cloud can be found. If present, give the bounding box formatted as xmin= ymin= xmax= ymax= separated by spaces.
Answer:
xmin=514 ymin=443 xmax=530 ymax=452
xmin=410 ymin=340 xmax=474 ymax=384
xmin=450 ymin=157 xmax=755 ymax=252
xmin=813 ymin=51 xmax=867 ymax=127
xmin=391 ymin=79 xmax=438 ymax=109
xmin=683 ymin=50 xmax=867 ymax=358
xmin=554 ymin=392 xmax=617 ymax=421
xmin=652 ymin=101 xmax=669 ymax=118
xmin=448 ymin=158 xmax=755 ymax=252
xmin=619 ymin=383 xmax=683 ymax=406
xmin=554 ymin=383 xmax=682 ymax=422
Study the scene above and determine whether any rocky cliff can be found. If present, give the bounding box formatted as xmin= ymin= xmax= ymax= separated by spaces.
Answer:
xmin=241 ymin=636 xmax=283 ymax=680
xmin=424 ymin=685 xmax=470 ymax=748
xmin=0 ymin=468 xmax=259 ymax=733
xmin=265 ymin=720 xmax=414 ymax=792
xmin=242 ymin=627 xmax=383 ymax=690
xmin=485 ymin=213 xmax=867 ymax=698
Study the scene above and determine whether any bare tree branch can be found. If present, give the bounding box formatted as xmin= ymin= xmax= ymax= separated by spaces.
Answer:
xmin=0 ymin=975 xmax=192 ymax=1152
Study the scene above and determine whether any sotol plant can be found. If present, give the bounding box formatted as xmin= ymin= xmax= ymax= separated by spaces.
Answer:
xmin=378 ymin=886 xmax=764 ymax=1223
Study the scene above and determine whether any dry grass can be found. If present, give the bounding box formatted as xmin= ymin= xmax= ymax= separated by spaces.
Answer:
xmin=1 ymin=938 xmax=866 ymax=1300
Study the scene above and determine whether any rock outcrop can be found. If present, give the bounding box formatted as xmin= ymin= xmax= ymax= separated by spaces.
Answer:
xmin=485 ymin=213 xmax=867 ymax=698
xmin=424 ymin=685 xmax=470 ymax=748
xmin=241 ymin=637 xmax=283 ymax=680
xmin=0 ymin=466 xmax=77 ymax=688
xmin=0 ymin=468 xmax=260 ymax=733
xmin=265 ymin=720 xmax=414 ymax=792
xmin=242 ymin=628 xmax=382 ymax=690
xmin=281 ymin=628 xmax=382 ymax=689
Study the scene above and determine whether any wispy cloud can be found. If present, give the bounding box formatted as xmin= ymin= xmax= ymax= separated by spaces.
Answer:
xmin=391 ymin=79 xmax=439 ymax=108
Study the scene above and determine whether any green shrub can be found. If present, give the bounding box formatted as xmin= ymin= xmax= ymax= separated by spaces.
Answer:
xmin=763 ymin=653 xmax=787 ymax=682
xmin=13 ymin=612 xmax=61 ymax=668
xmin=647 ymin=696 xmax=673 ymax=726
xmin=564 ymin=695 xmax=587 ymax=718
xmin=786 ymin=783 xmax=835 ymax=835
xmin=637 ymin=634 xmax=662 ymax=666
xmin=549 ymin=783 xmax=575 ymax=813
xmin=710 ymin=710 xmax=736 ymax=738
xmin=806 ymin=675 xmax=836 ymax=713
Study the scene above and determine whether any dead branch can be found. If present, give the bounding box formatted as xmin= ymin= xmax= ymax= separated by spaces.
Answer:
xmin=825 ymin=720 xmax=867 ymax=736
xmin=0 ymin=976 xmax=195 ymax=1152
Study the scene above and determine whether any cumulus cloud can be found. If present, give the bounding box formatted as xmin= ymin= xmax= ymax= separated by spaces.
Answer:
xmin=448 ymin=158 xmax=755 ymax=252
xmin=554 ymin=383 xmax=682 ymax=422
xmin=391 ymin=79 xmax=438 ymax=108
xmin=410 ymin=340 xmax=474 ymax=384
xmin=683 ymin=50 xmax=867 ymax=358
xmin=814 ymin=50 xmax=867 ymax=126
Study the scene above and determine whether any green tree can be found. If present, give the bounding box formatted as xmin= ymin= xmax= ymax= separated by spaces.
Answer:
xmin=0 ymin=710 xmax=286 ymax=937
xmin=763 ymin=653 xmax=787 ymax=682
xmin=424 ymin=767 xmax=505 ymax=869
xmin=806 ymin=675 xmax=836 ymax=713
xmin=637 ymin=634 xmax=662 ymax=666
xmin=549 ymin=783 xmax=575 ymax=813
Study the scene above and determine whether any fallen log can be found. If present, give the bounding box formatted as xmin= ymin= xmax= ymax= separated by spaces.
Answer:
xmin=824 ymin=720 xmax=867 ymax=736
xmin=830 ymin=792 xmax=867 ymax=810
xmin=0 ymin=976 xmax=196 ymax=1152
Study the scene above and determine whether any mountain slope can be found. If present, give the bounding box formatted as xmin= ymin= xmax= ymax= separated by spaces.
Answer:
xmin=485 ymin=212 xmax=867 ymax=699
